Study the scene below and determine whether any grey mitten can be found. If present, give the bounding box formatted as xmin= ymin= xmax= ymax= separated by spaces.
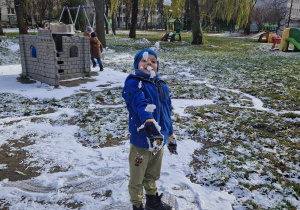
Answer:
xmin=167 ymin=135 xmax=178 ymax=155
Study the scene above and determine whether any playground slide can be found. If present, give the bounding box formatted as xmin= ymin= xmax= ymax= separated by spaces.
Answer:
xmin=285 ymin=37 xmax=300 ymax=51
xmin=161 ymin=33 xmax=168 ymax=41
xmin=249 ymin=32 xmax=265 ymax=39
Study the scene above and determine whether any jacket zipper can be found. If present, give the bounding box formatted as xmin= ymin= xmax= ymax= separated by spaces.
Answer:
xmin=156 ymin=81 xmax=163 ymax=127
xmin=159 ymin=82 xmax=165 ymax=100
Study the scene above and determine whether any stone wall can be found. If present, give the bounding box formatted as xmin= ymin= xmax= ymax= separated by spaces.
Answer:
xmin=19 ymin=29 xmax=90 ymax=86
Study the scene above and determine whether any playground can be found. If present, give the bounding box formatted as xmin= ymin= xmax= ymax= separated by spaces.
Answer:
xmin=255 ymin=24 xmax=300 ymax=52
xmin=0 ymin=29 xmax=300 ymax=209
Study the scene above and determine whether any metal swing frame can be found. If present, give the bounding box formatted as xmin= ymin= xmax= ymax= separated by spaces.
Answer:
xmin=58 ymin=5 xmax=116 ymax=40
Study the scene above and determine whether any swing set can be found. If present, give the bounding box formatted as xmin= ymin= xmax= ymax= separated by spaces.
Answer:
xmin=58 ymin=5 xmax=116 ymax=40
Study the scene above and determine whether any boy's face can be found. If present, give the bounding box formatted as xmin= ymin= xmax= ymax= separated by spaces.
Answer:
xmin=138 ymin=54 xmax=158 ymax=73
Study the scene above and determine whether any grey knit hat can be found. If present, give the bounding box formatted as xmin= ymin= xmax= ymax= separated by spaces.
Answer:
xmin=86 ymin=26 xmax=92 ymax=33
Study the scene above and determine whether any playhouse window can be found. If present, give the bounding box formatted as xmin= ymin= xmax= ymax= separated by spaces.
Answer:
xmin=70 ymin=46 xmax=79 ymax=57
xmin=31 ymin=46 xmax=37 ymax=58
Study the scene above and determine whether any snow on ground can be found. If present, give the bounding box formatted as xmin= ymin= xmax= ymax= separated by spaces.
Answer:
xmin=0 ymin=43 xmax=236 ymax=209
xmin=0 ymin=37 xmax=299 ymax=209
xmin=0 ymin=65 xmax=127 ymax=100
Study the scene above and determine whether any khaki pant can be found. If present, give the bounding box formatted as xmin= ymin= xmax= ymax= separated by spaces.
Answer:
xmin=128 ymin=143 xmax=164 ymax=206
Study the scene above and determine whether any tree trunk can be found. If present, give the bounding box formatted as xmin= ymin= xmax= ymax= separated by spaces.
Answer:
xmin=157 ymin=0 xmax=164 ymax=29
xmin=29 ymin=0 xmax=36 ymax=27
xmin=105 ymin=2 xmax=109 ymax=34
xmin=129 ymin=0 xmax=138 ymax=38
xmin=118 ymin=7 xmax=121 ymax=28
xmin=244 ymin=22 xmax=251 ymax=35
xmin=145 ymin=9 xmax=149 ymax=30
xmin=94 ymin=0 xmax=106 ymax=48
xmin=48 ymin=0 xmax=54 ymax=27
xmin=244 ymin=1 xmax=257 ymax=35
xmin=125 ymin=1 xmax=131 ymax=30
xmin=0 ymin=22 xmax=4 ymax=36
xmin=184 ymin=0 xmax=190 ymax=31
xmin=14 ymin=0 xmax=28 ymax=34
xmin=112 ymin=12 xmax=116 ymax=35
xmin=190 ymin=0 xmax=202 ymax=45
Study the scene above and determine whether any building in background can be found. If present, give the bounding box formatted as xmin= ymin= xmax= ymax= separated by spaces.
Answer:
xmin=0 ymin=0 xmax=17 ymax=27
xmin=285 ymin=0 xmax=300 ymax=27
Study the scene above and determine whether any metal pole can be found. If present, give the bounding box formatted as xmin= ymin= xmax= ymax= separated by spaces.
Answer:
xmin=92 ymin=11 xmax=96 ymax=29
xmin=287 ymin=0 xmax=293 ymax=27
xmin=58 ymin=6 xmax=65 ymax=23
xmin=68 ymin=9 xmax=74 ymax=25
xmin=74 ymin=5 xmax=81 ymax=26
xmin=83 ymin=7 xmax=91 ymax=27
xmin=104 ymin=13 xmax=116 ymax=41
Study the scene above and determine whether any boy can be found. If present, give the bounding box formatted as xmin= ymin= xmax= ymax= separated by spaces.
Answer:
xmin=90 ymin=32 xmax=104 ymax=71
xmin=122 ymin=49 xmax=178 ymax=210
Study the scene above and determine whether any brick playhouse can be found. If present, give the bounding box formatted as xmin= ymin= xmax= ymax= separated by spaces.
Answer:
xmin=19 ymin=23 xmax=91 ymax=86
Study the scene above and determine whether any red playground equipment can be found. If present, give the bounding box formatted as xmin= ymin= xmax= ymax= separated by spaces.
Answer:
xmin=271 ymin=36 xmax=281 ymax=50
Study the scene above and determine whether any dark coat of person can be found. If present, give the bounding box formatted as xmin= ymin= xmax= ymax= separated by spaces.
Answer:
xmin=90 ymin=35 xmax=103 ymax=58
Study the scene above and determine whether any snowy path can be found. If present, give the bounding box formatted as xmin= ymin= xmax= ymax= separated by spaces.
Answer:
xmin=0 ymin=64 xmax=235 ymax=209
xmin=0 ymin=116 xmax=234 ymax=209
xmin=0 ymin=53 xmax=298 ymax=209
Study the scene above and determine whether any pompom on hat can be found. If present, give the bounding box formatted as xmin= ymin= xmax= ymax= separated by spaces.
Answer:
xmin=133 ymin=49 xmax=159 ymax=71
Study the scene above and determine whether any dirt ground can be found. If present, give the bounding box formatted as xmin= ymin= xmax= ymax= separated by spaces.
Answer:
xmin=0 ymin=136 xmax=41 ymax=181
xmin=2 ymin=72 xmax=101 ymax=182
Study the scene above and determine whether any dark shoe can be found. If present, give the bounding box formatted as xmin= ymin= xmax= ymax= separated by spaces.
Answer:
xmin=100 ymin=65 xmax=103 ymax=71
xmin=145 ymin=193 xmax=171 ymax=210
xmin=133 ymin=203 xmax=143 ymax=210
xmin=92 ymin=61 xmax=97 ymax=68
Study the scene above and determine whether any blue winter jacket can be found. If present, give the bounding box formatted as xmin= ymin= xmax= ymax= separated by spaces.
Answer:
xmin=122 ymin=74 xmax=174 ymax=148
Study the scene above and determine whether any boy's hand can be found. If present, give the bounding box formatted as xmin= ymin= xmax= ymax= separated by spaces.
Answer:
xmin=167 ymin=134 xmax=178 ymax=155
xmin=137 ymin=119 xmax=164 ymax=152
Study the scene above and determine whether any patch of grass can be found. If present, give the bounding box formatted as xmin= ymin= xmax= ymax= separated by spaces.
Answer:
xmin=105 ymin=133 xmax=113 ymax=141
xmin=2 ymin=31 xmax=300 ymax=209
xmin=272 ymin=200 xmax=298 ymax=210
xmin=280 ymin=112 xmax=300 ymax=119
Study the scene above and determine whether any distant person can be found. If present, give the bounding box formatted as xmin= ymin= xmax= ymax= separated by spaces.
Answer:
xmin=83 ymin=26 xmax=92 ymax=38
xmin=122 ymin=49 xmax=178 ymax=210
xmin=90 ymin=32 xmax=104 ymax=71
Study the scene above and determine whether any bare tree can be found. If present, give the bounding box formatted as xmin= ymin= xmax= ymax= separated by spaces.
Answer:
xmin=287 ymin=0 xmax=293 ymax=27
xmin=190 ymin=0 xmax=202 ymax=44
xmin=157 ymin=0 xmax=164 ymax=29
xmin=84 ymin=0 xmax=95 ymax=26
xmin=124 ymin=0 xmax=132 ymax=30
xmin=0 ymin=1 xmax=5 ymax=35
xmin=244 ymin=0 xmax=258 ymax=34
xmin=105 ymin=1 xmax=109 ymax=34
xmin=28 ymin=0 xmax=36 ymax=27
xmin=14 ymin=0 xmax=28 ymax=34
xmin=94 ymin=0 xmax=106 ymax=47
xmin=267 ymin=0 xmax=287 ymax=27
xmin=252 ymin=0 xmax=287 ymax=30
xmin=32 ymin=0 xmax=50 ymax=27
xmin=252 ymin=7 xmax=268 ymax=31
xmin=111 ymin=11 xmax=116 ymax=34
xmin=129 ymin=0 xmax=138 ymax=38
xmin=0 ymin=23 xmax=4 ymax=36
